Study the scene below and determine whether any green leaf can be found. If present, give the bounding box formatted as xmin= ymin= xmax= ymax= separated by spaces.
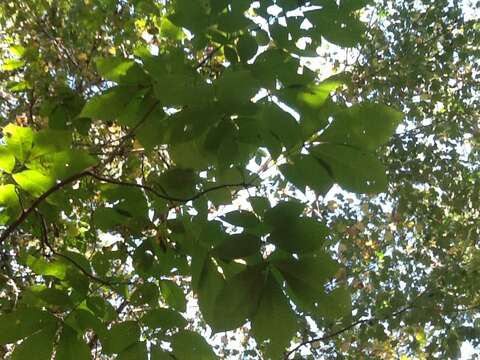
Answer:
xmin=0 ymin=184 xmax=21 ymax=224
xmin=216 ymin=69 xmax=259 ymax=105
xmin=33 ymin=287 xmax=74 ymax=309
xmin=170 ymin=141 xmax=211 ymax=170
xmin=55 ymin=325 xmax=91 ymax=360
xmin=26 ymin=255 xmax=68 ymax=280
xmin=86 ymin=296 xmax=117 ymax=322
xmin=141 ymin=308 xmax=187 ymax=330
xmin=130 ymin=282 xmax=160 ymax=306
xmin=102 ymin=321 xmax=140 ymax=355
xmin=11 ymin=322 xmax=57 ymax=360
xmin=13 ymin=170 xmax=54 ymax=197
xmin=118 ymin=342 xmax=148 ymax=360
xmin=160 ymin=280 xmax=186 ymax=312
xmin=280 ymin=154 xmax=333 ymax=195
xmin=151 ymin=347 xmax=175 ymax=360
xmin=269 ymin=218 xmax=329 ymax=254
xmin=1 ymin=58 xmax=25 ymax=71
xmin=217 ymin=11 xmax=254 ymax=33
xmin=197 ymin=258 xmax=224 ymax=325
xmin=237 ymin=35 xmax=258 ymax=62
xmin=157 ymin=168 xmax=197 ymax=199
xmin=277 ymin=77 xmax=343 ymax=136
xmin=274 ymin=253 xmax=340 ymax=311
xmin=210 ymin=265 xmax=266 ymax=331
xmin=79 ymin=86 xmax=136 ymax=121
xmin=249 ymin=196 xmax=270 ymax=217
xmin=261 ymin=104 xmax=302 ymax=151
xmin=0 ymin=307 xmax=56 ymax=345
xmin=255 ymin=29 xmax=270 ymax=46
xmin=135 ymin=105 xmax=167 ymax=151
xmin=311 ymin=143 xmax=388 ymax=193
xmin=160 ymin=17 xmax=184 ymax=40
xmin=95 ymin=57 xmax=147 ymax=84
xmin=211 ymin=233 xmax=262 ymax=261
xmin=251 ymin=273 xmax=298 ymax=359
xmin=3 ymin=124 xmax=34 ymax=163
xmin=30 ymin=129 xmax=72 ymax=158
xmin=319 ymin=103 xmax=403 ymax=151
xmin=316 ymin=286 xmax=352 ymax=320
xmin=279 ymin=80 xmax=342 ymax=111
xmin=264 ymin=201 xmax=305 ymax=228
xmin=305 ymin=9 xmax=366 ymax=47
xmin=222 ymin=210 xmax=261 ymax=228
xmin=171 ymin=330 xmax=217 ymax=360
xmin=28 ymin=150 xmax=97 ymax=179
xmin=0 ymin=146 xmax=15 ymax=173
xmin=224 ymin=46 xmax=239 ymax=64
xmin=92 ymin=207 xmax=129 ymax=231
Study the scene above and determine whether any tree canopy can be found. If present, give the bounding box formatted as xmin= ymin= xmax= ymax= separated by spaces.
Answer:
xmin=0 ymin=0 xmax=478 ymax=359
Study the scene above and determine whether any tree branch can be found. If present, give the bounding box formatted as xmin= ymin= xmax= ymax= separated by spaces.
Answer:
xmin=86 ymin=171 xmax=251 ymax=203
xmin=0 ymin=168 xmax=252 ymax=246
xmin=37 ymin=212 xmax=114 ymax=287
xmin=0 ymin=171 xmax=89 ymax=246
xmin=195 ymin=45 xmax=223 ymax=70
xmin=284 ymin=305 xmax=413 ymax=359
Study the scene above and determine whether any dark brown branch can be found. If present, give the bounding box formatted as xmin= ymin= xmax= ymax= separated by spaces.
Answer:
xmin=0 ymin=168 xmax=251 ymax=246
xmin=195 ymin=45 xmax=223 ymax=70
xmin=0 ymin=101 xmax=161 ymax=246
xmin=85 ymin=171 xmax=250 ymax=203
xmin=0 ymin=171 xmax=89 ymax=245
xmin=101 ymin=100 xmax=160 ymax=165
xmin=37 ymin=212 xmax=115 ymax=287
xmin=284 ymin=305 xmax=413 ymax=359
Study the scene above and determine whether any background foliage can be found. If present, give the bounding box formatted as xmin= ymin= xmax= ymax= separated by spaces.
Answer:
xmin=0 ymin=0 xmax=478 ymax=359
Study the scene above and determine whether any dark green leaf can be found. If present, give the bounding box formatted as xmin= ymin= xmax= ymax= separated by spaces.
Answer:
xmin=79 ymin=86 xmax=136 ymax=121
xmin=55 ymin=325 xmax=91 ymax=360
xmin=280 ymin=154 xmax=333 ymax=195
xmin=251 ymin=273 xmax=298 ymax=359
xmin=0 ymin=307 xmax=56 ymax=345
xmin=319 ymin=103 xmax=403 ymax=151
xmin=171 ymin=330 xmax=217 ymax=360
xmin=130 ymin=282 xmax=160 ymax=306
xmin=237 ymin=35 xmax=258 ymax=62
xmin=102 ymin=321 xmax=140 ymax=354
xmin=141 ymin=308 xmax=187 ymax=330
xmin=222 ymin=210 xmax=261 ymax=228
xmin=275 ymin=253 xmax=340 ymax=311
xmin=269 ymin=218 xmax=329 ymax=254
xmin=210 ymin=265 xmax=266 ymax=331
xmin=264 ymin=201 xmax=305 ymax=228
xmin=311 ymin=143 xmax=388 ymax=193
xmin=118 ymin=342 xmax=148 ymax=360
xmin=211 ymin=233 xmax=262 ymax=261
xmin=11 ymin=323 xmax=57 ymax=360
xmin=160 ymin=281 xmax=186 ymax=312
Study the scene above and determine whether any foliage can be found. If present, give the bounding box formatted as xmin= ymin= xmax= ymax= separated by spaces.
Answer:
xmin=0 ymin=0 xmax=478 ymax=359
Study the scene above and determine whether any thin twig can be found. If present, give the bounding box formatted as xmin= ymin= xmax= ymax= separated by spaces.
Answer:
xmin=284 ymin=305 xmax=413 ymax=359
xmin=195 ymin=45 xmax=223 ymax=70
xmin=37 ymin=212 xmax=116 ymax=287
xmin=86 ymin=171 xmax=250 ymax=203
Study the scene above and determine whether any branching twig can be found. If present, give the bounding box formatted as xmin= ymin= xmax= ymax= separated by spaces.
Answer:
xmin=37 ymin=212 xmax=116 ymax=287
xmin=284 ymin=305 xmax=413 ymax=359
xmin=86 ymin=171 xmax=251 ymax=203
xmin=0 ymin=171 xmax=88 ymax=245
xmin=195 ymin=45 xmax=223 ymax=70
